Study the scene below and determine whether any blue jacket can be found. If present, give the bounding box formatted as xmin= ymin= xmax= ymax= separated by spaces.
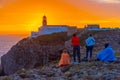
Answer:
xmin=97 ymin=46 xmax=117 ymax=62
xmin=86 ymin=37 xmax=95 ymax=46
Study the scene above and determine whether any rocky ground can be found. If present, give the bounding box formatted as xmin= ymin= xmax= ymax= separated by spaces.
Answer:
xmin=0 ymin=58 xmax=120 ymax=80
xmin=0 ymin=30 xmax=120 ymax=80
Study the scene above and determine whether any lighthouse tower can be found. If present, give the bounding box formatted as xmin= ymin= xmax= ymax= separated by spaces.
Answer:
xmin=31 ymin=15 xmax=70 ymax=38
xmin=42 ymin=15 xmax=47 ymax=26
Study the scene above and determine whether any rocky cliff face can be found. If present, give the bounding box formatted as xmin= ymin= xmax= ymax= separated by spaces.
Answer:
xmin=1 ymin=30 xmax=120 ymax=76
xmin=1 ymin=32 xmax=67 ymax=75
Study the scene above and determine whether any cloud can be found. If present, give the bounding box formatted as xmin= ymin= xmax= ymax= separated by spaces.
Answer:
xmin=0 ymin=0 xmax=15 ymax=4
xmin=93 ymin=0 xmax=120 ymax=3
xmin=0 ymin=0 xmax=16 ymax=8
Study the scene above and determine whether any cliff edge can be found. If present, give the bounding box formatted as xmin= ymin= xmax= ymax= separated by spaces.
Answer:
xmin=1 ymin=32 xmax=67 ymax=75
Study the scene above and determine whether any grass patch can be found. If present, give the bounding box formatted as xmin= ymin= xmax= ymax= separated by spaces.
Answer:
xmin=16 ymin=68 xmax=27 ymax=74
xmin=2 ymin=76 xmax=13 ymax=80
xmin=115 ymin=52 xmax=120 ymax=56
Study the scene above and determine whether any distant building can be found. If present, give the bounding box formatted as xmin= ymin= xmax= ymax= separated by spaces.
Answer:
xmin=31 ymin=16 xmax=76 ymax=38
xmin=85 ymin=24 xmax=120 ymax=31
xmin=85 ymin=24 xmax=100 ymax=30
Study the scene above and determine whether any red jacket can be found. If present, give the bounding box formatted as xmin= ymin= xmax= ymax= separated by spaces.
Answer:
xmin=72 ymin=36 xmax=80 ymax=46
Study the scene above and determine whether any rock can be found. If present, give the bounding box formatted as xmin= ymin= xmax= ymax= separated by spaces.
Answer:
xmin=0 ymin=59 xmax=120 ymax=80
xmin=71 ymin=73 xmax=79 ymax=79
xmin=102 ymin=73 xmax=115 ymax=80
xmin=0 ymin=65 xmax=2 ymax=75
xmin=1 ymin=32 xmax=67 ymax=75
xmin=0 ymin=76 xmax=13 ymax=80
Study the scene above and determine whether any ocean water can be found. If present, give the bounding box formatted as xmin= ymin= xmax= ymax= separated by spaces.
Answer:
xmin=0 ymin=35 xmax=25 ymax=58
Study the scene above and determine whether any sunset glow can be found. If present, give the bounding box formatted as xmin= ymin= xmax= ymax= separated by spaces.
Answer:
xmin=0 ymin=0 xmax=120 ymax=35
xmin=95 ymin=0 xmax=120 ymax=3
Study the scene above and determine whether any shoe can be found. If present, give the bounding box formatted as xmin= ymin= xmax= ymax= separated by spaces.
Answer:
xmin=71 ymin=61 xmax=74 ymax=64
xmin=88 ymin=58 xmax=91 ymax=62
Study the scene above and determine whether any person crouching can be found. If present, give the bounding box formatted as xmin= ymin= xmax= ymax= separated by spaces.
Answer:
xmin=58 ymin=49 xmax=70 ymax=67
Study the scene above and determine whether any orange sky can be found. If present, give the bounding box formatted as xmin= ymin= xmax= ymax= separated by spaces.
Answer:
xmin=0 ymin=0 xmax=120 ymax=35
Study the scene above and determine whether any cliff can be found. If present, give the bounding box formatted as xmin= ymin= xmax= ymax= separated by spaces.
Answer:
xmin=1 ymin=32 xmax=67 ymax=75
xmin=1 ymin=29 xmax=120 ymax=76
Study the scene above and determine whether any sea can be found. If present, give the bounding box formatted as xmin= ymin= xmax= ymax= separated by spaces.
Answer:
xmin=0 ymin=35 xmax=25 ymax=59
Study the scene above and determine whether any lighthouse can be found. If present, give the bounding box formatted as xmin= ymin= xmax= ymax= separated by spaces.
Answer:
xmin=31 ymin=15 xmax=73 ymax=38
xmin=42 ymin=15 xmax=47 ymax=26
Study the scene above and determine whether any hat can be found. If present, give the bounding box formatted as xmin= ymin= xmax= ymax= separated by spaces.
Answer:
xmin=104 ymin=43 xmax=109 ymax=48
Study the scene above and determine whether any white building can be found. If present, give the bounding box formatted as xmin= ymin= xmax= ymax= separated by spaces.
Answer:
xmin=31 ymin=16 xmax=69 ymax=38
xmin=85 ymin=24 xmax=100 ymax=30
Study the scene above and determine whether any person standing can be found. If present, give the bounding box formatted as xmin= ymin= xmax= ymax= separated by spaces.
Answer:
xmin=85 ymin=34 xmax=95 ymax=61
xmin=71 ymin=34 xmax=80 ymax=63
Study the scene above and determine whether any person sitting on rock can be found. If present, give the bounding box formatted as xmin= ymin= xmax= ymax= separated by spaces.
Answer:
xmin=96 ymin=43 xmax=117 ymax=62
xmin=58 ymin=49 xmax=70 ymax=67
